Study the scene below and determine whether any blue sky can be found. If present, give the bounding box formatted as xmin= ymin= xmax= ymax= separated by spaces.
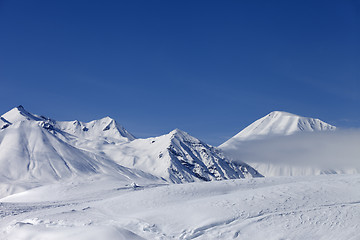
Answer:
xmin=0 ymin=0 xmax=359 ymax=145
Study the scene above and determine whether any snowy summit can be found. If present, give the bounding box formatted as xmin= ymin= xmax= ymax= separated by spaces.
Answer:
xmin=220 ymin=111 xmax=336 ymax=148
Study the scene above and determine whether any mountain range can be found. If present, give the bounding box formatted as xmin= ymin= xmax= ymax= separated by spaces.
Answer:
xmin=2 ymin=105 xmax=358 ymax=198
xmin=0 ymin=106 xmax=261 ymax=197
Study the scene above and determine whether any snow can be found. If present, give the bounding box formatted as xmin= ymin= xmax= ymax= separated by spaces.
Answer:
xmin=1 ymin=106 xmax=359 ymax=239
xmin=1 ymin=174 xmax=360 ymax=239
xmin=55 ymin=116 xmax=135 ymax=142
xmin=0 ymin=117 xmax=161 ymax=198
xmin=219 ymin=111 xmax=349 ymax=177
xmin=76 ymin=128 xmax=262 ymax=183
xmin=220 ymin=111 xmax=336 ymax=149
xmin=1 ymin=105 xmax=43 ymax=123
xmin=0 ymin=106 xmax=260 ymax=198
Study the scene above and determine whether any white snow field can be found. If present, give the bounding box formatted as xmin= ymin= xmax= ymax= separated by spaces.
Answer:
xmin=1 ymin=174 xmax=360 ymax=240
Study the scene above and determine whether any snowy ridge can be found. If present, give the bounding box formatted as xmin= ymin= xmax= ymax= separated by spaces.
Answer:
xmin=165 ymin=129 xmax=261 ymax=182
xmin=0 ymin=117 xmax=11 ymax=130
xmin=220 ymin=111 xmax=336 ymax=149
xmin=1 ymin=105 xmax=44 ymax=123
xmin=56 ymin=117 xmax=135 ymax=142
xmin=0 ymin=106 xmax=135 ymax=143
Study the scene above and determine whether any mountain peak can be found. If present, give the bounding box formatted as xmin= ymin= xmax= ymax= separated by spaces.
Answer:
xmin=267 ymin=111 xmax=299 ymax=118
xmin=56 ymin=117 xmax=135 ymax=141
xmin=169 ymin=128 xmax=187 ymax=136
xmin=1 ymin=105 xmax=42 ymax=123
xmin=220 ymin=111 xmax=336 ymax=148
xmin=16 ymin=105 xmax=25 ymax=110
xmin=167 ymin=128 xmax=197 ymax=142
xmin=100 ymin=116 xmax=115 ymax=122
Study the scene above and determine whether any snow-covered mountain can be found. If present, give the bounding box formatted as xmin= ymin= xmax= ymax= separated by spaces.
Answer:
xmin=0 ymin=106 xmax=159 ymax=197
xmin=82 ymin=128 xmax=261 ymax=183
xmin=0 ymin=106 xmax=135 ymax=143
xmin=0 ymin=106 xmax=261 ymax=197
xmin=218 ymin=111 xmax=360 ymax=177
xmin=220 ymin=111 xmax=336 ymax=149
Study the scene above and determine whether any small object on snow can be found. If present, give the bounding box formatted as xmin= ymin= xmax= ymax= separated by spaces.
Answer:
xmin=130 ymin=182 xmax=140 ymax=189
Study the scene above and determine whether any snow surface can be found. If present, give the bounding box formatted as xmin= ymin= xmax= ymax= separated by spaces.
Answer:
xmin=1 ymin=174 xmax=360 ymax=240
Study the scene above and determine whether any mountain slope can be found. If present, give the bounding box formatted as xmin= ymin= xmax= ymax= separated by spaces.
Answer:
xmin=220 ymin=111 xmax=336 ymax=149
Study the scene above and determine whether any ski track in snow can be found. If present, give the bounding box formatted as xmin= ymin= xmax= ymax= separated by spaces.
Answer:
xmin=1 ymin=174 xmax=360 ymax=240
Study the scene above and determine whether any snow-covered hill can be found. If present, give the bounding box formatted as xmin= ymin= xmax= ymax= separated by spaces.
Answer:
xmin=220 ymin=111 xmax=336 ymax=149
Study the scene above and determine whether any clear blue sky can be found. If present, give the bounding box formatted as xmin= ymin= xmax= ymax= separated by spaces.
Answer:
xmin=1 ymin=0 xmax=359 ymax=145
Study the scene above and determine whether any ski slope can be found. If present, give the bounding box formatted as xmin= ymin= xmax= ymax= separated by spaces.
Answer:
xmin=1 ymin=174 xmax=360 ymax=240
